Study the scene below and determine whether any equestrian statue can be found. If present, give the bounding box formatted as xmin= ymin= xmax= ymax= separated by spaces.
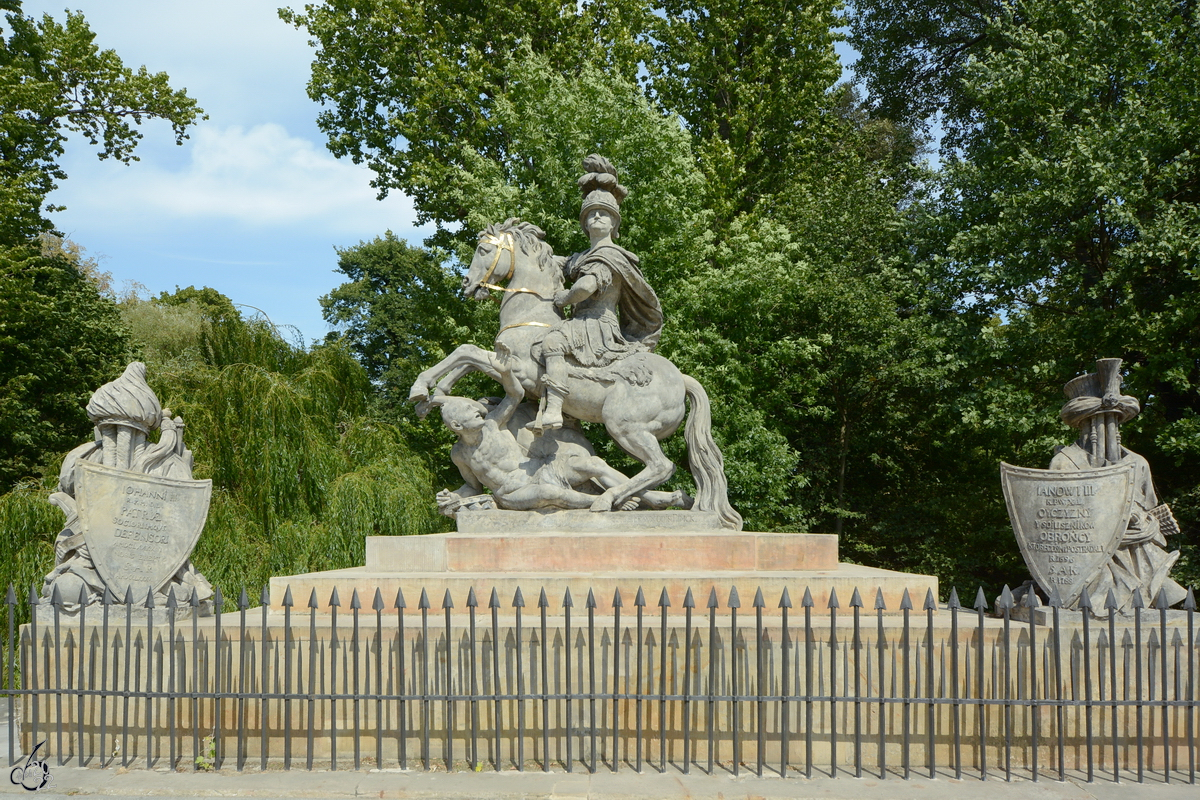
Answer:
xmin=408 ymin=155 xmax=742 ymax=529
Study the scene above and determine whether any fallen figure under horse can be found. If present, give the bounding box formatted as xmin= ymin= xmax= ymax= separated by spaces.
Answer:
xmin=408 ymin=219 xmax=741 ymax=530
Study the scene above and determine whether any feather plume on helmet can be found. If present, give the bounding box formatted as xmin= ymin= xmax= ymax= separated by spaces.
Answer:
xmin=577 ymin=154 xmax=628 ymax=234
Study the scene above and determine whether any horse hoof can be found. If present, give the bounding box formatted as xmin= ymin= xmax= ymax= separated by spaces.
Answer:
xmin=589 ymin=493 xmax=614 ymax=512
xmin=414 ymin=399 xmax=434 ymax=419
xmin=676 ymin=491 xmax=695 ymax=510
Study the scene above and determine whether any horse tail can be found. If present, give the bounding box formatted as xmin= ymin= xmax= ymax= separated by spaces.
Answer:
xmin=682 ymin=374 xmax=743 ymax=530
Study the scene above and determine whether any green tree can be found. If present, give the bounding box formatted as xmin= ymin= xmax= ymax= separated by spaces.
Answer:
xmin=849 ymin=0 xmax=1005 ymax=131
xmin=854 ymin=0 xmax=1200 ymax=588
xmin=280 ymin=0 xmax=648 ymax=235
xmin=323 ymin=234 xmax=478 ymax=397
xmin=0 ymin=2 xmax=204 ymax=246
xmin=947 ymin=0 xmax=1200 ymax=584
xmin=320 ymin=233 xmax=484 ymax=478
xmin=648 ymin=0 xmax=843 ymax=224
xmin=156 ymin=285 xmax=240 ymax=324
xmin=140 ymin=303 xmax=446 ymax=593
xmin=0 ymin=245 xmax=131 ymax=490
xmin=663 ymin=100 xmax=954 ymax=554
xmin=0 ymin=288 xmax=446 ymax=619
xmin=423 ymin=50 xmax=709 ymax=280
xmin=282 ymin=0 xmax=844 ymax=238
xmin=0 ymin=3 xmax=204 ymax=489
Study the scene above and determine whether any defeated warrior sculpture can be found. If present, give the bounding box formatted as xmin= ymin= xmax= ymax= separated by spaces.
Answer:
xmin=434 ymin=353 xmax=692 ymax=515
xmin=1001 ymin=358 xmax=1185 ymax=615
xmin=410 ymin=155 xmax=741 ymax=529
xmin=42 ymin=362 xmax=213 ymax=614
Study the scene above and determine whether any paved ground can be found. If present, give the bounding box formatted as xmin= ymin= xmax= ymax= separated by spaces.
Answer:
xmin=5 ymin=698 xmax=1195 ymax=799
xmin=1 ymin=763 xmax=1197 ymax=800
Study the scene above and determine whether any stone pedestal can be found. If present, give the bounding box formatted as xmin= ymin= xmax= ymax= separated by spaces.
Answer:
xmin=32 ymin=597 xmax=214 ymax=626
xmin=269 ymin=511 xmax=937 ymax=615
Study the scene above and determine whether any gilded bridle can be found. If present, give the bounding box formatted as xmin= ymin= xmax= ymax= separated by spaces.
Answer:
xmin=476 ymin=229 xmax=554 ymax=337
xmin=477 ymin=231 xmax=553 ymax=300
xmin=476 ymin=231 xmax=516 ymax=291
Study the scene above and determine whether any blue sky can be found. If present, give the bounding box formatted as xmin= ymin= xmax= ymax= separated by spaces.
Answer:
xmin=27 ymin=2 xmax=859 ymax=345
xmin=26 ymin=1 xmax=433 ymax=344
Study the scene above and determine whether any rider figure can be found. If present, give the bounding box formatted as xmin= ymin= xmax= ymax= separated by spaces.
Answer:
xmin=539 ymin=155 xmax=663 ymax=430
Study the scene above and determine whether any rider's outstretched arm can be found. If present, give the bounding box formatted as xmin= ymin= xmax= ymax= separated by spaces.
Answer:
xmin=554 ymin=275 xmax=598 ymax=308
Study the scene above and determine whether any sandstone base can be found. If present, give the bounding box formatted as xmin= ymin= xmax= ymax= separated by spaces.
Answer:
xmin=268 ymin=511 xmax=937 ymax=614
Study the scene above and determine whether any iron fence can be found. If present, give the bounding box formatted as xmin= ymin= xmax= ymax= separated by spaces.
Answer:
xmin=6 ymin=582 xmax=1199 ymax=782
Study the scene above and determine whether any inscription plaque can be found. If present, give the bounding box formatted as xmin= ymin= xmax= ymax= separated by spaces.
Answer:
xmin=76 ymin=460 xmax=212 ymax=600
xmin=1000 ymin=460 xmax=1134 ymax=604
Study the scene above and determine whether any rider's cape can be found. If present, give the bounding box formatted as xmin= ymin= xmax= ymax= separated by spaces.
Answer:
xmin=567 ymin=244 xmax=663 ymax=351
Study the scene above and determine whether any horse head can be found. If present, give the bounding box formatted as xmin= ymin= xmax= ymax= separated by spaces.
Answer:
xmin=463 ymin=218 xmax=560 ymax=301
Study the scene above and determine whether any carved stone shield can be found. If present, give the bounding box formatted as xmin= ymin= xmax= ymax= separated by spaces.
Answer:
xmin=1000 ymin=461 xmax=1134 ymax=605
xmin=76 ymin=460 xmax=211 ymax=599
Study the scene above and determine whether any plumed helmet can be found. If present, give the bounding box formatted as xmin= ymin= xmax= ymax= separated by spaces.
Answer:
xmin=86 ymin=362 xmax=162 ymax=434
xmin=577 ymin=154 xmax=628 ymax=232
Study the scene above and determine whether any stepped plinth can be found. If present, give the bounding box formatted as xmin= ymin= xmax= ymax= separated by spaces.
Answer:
xmin=269 ymin=511 xmax=936 ymax=614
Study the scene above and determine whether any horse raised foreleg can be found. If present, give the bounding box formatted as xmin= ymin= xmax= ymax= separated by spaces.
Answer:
xmin=432 ymin=360 xmax=499 ymax=396
xmin=408 ymin=344 xmax=503 ymax=415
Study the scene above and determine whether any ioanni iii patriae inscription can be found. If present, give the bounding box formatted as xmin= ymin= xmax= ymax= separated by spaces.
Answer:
xmin=76 ymin=455 xmax=210 ymax=601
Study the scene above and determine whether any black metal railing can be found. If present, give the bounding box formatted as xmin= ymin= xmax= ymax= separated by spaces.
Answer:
xmin=5 ymin=582 xmax=1198 ymax=782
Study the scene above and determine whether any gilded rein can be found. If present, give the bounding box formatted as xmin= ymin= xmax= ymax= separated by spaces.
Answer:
xmin=476 ymin=232 xmax=548 ymax=300
xmin=476 ymin=231 xmax=556 ymax=338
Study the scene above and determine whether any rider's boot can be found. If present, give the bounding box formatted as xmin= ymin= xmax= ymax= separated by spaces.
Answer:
xmin=539 ymin=356 xmax=569 ymax=430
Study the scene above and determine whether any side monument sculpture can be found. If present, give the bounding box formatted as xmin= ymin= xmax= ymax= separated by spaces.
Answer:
xmin=1001 ymin=358 xmax=1185 ymax=615
xmin=409 ymin=155 xmax=742 ymax=529
xmin=40 ymin=362 xmax=214 ymax=617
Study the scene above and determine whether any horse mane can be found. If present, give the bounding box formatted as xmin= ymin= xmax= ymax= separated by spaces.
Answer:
xmin=483 ymin=218 xmax=557 ymax=276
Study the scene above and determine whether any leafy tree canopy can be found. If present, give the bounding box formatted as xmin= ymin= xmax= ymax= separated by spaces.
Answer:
xmin=282 ymin=0 xmax=844 ymax=233
xmin=858 ymin=0 xmax=1200 ymax=586
xmin=648 ymin=0 xmax=843 ymax=223
xmin=293 ymin=0 xmax=1199 ymax=593
xmin=849 ymin=0 xmax=1005 ymax=131
xmin=0 ymin=285 xmax=446 ymax=618
xmin=0 ymin=242 xmax=131 ymax=490
xmin=156 ymin=285 xmax=241 ymax=324
xmin=0 ymin=1 xmax=204 ymax=245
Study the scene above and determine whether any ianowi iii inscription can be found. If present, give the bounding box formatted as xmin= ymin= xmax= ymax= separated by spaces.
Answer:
xmin=1001 ymin=461 xmax=1133 ymax=606
xmin=999 ymin=358 xmax=1186 ymax=615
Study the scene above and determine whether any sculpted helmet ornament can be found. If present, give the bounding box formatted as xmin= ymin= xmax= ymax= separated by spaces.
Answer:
xmin=576 ymin=154 xmax=628 ymax=230
xmin=409 ymin=155 xmax=741 ymax=529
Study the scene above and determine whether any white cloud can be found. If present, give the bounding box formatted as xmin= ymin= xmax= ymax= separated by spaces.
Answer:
xmin=22 ymin=1 xmax=316 ymax=126
xmin=20 ymin=1 xmax=436 ymax=343
xmin=69 ymin=123 xmax=417 ymax=233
